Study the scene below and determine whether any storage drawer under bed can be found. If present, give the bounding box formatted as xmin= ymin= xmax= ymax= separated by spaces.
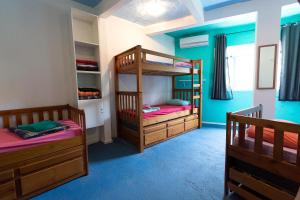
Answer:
xmin=185 ymin=119 xmax=199 ymax=131
xmin=20 ymin=157 xmax=85 ymax=196
xmin=0 ymin=181 xmax=16 ymax=200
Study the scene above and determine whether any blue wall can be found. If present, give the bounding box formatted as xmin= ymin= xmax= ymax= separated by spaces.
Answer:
xmin=175 ymin=24 xmax=255 ymax=123
xmin=174 ymin=14 xmax=300 ymax=124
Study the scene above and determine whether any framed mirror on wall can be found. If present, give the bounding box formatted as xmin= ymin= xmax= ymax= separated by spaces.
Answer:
xmin=257 ymin=44 xmax=278 ymax=89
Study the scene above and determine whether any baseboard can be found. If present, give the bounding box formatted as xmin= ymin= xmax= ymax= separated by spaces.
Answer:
xmin=202 ymin=121 xmax=226 ymax=128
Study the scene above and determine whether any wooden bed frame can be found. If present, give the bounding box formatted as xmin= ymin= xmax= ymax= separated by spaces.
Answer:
xmin=0 ymin=105 xmax=88 ymax=200
xmin=225 ymin=105 xmax=300 ymax=200
xmin=115 ymin=45 xmax=203 ymax=152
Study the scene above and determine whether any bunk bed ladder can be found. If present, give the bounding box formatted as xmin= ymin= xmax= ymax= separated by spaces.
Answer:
xmin=191 ymin=60 xmax=202 ymax=128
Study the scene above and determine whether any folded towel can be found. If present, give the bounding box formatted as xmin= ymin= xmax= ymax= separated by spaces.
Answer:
xmin=17 ymin=120 xmax=61 ymax=132
xmin=143 ymin=107 xmax=160 ymax=113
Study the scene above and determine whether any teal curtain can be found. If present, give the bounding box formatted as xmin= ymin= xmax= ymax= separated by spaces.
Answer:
xmin=211 ymin=34 xmax=233 ymax=100
xmin=279 ymin=23 xmax=300 ymax=101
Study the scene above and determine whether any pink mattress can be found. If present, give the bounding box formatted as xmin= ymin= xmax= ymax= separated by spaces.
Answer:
xmin=233 ymin=135 xmax=297 ymax=164
xmin=143 ymin=104 xmax=192 ymax=119
xmin=0 ymin=120 xmax=82 ymax=153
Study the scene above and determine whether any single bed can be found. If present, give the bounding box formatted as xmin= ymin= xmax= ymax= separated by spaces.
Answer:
xmin=0 ymin=105 xmax=87 ymax=200
xmin=225 ymin=105 xmax=300 ymax=200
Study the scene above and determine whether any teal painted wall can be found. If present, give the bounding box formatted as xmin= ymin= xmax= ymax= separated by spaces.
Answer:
xmin=173 ymin=14 xmax=300 ymax=124
xmin=175 ymin=24 xmax=256 ymax=123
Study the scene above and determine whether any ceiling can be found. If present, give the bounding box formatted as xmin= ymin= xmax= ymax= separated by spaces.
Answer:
xmin=114 ymin=0 xmax=191 ymax=26
xmin=167 ymin=12 xmax=256 ymax=37
xmin=72 ymin=0 xmax=249 ymax=10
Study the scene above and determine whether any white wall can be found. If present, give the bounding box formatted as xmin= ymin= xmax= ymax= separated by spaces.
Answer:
xmin=100 ymin=16 xmax=175 ymax=137
xmin=0 ymin=0 xmax=96 ymax=111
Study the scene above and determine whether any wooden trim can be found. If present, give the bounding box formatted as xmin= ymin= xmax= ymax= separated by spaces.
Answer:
xmin=256 ymin=44 xmax=278 ymax=90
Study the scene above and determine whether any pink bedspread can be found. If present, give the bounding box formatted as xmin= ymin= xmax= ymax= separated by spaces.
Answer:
xmin=143 ymin=104 xmax=192 ymax=119
xmin=0 ymin=120 xmax=82 ymax=153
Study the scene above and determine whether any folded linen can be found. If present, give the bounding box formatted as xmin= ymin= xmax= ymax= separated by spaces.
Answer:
xmin=167 ymin=99 xmax=190 ymax=106
xmin=143 ymin=107 xmax=160 ymax=113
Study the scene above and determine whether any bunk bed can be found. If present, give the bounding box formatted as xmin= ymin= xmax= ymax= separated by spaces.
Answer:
xmin=0 ymin=105 xmax=88 ymax=200
xmin=115 ymin=45 xmax=203 ymax=152
xmin=225 ymin=105 xmax=300 ymax=200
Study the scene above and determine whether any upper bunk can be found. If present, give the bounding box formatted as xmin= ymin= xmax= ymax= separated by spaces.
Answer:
xmin=115 ymin=45 xmax=201 ymax=76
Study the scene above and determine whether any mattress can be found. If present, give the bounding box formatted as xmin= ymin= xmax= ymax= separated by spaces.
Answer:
xmin=233 ymin=135 xmax=297 ymax=164
xmin=121 ymin=104 xmax=192 ymax=120
xmin=0 ymin=120 xmax=82 ymax=153
xmin=146 ymin=61 xmax=192 ymax=68
xmin=143 ymin=104 xmax=192 ymax=119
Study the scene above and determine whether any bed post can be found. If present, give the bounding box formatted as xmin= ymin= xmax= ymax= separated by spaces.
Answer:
xmin=115 ymin=56 xmax=120 ymax=138
xmin=191 ymin=61 xmax=195 ymax=117
xmin=172 ymin=76 xmax=176 ymax=99
xmin=198 ymin=60 xmax=203 ymax=128
xmin=224 ymin=112 xmax=232 ymax=197
xmin=136 ymin=45 xmax=144 ymax=152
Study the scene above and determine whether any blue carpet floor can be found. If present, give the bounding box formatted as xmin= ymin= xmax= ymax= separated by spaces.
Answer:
xmin=33 ymin=127 xmax=239 ymax=200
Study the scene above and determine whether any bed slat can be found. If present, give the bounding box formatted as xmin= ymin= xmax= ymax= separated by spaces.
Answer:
xmin=254 ymin=126 xmax=263 ymax=154
xmin=273 ymin=130 xmax=284 ymax=161
xmin=238 ymin=123 xmax=246 ymax=147
xmin=3 ymin=115 xmax=10 ymax=128
xmin=16 ymin=114 xmax=22 ymax=126
xmin=297 ymin=134 xmax=300 ymax=166
xmin=27 ymin=113 xmax=33 ymax=124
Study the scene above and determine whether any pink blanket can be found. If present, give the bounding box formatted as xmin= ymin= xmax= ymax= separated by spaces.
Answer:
xmin=0 ymin=120 xmax=82 ymax=153
xmin=144 ymin=104 xmax=192 ymax=119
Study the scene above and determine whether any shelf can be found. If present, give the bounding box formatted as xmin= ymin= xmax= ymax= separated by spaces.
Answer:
xmin=75 ymin=40 xmax=99 ymax=48
xmin=78 ymin=98 xmax=102 ymax=103
xmin=77 ymin=70 xmax=101 ymax=75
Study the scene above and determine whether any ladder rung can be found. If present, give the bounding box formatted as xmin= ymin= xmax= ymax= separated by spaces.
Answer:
xmin=193 ymin=84 xmax=200 ymax=88
xmin=193 ymin=96 xmax=200 ymax=99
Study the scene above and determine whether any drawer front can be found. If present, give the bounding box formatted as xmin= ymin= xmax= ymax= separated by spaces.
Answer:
xmin=167 ymin=123 xmax=185 ymax=137
xmin=145 ymin=129 xmax=167 ymax=145
xmin=0 ymin=181 xmax=16 ymax=200
xmin=20 ymin=147 xmax=83 ymax=175
xmin=0 ymin=170 xmax=14 ymax=184
xmin=144 ymin=123 xmax=166 ymax=134
xmin=21 ymin=157 xmax=84 ymax=196
xmin=167 ymin=118 xmax=184 ymax=127
xmin=185 ymin=115 xmax=198 ymax=122
xmin=185 ymin=119 xmax=199 ymax=131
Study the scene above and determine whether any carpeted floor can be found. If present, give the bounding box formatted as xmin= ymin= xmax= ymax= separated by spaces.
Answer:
xmin=33 ymin=127 xmax=240 ymax=200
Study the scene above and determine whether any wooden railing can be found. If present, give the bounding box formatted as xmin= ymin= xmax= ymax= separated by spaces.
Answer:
xmin=115 ymin=45 xmax=194 ymax=72
xmin=0 ymin=105 xmax=86 ymax=131
xmin=227 ymin=105 xmax=300 ymax=166
xmin=174 ymin=89 xmax=193 ymax=101
xmin=117 ymin=91 xmax=139 ymax=124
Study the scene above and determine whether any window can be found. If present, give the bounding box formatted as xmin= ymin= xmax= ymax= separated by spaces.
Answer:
xmin=226 ymin=44 xmax=255 ymax=91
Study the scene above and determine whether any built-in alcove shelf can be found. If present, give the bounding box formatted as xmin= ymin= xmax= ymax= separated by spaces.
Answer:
xmin=75 ymin=40 xmax=99 ymax=48
xmin=77 ymin=70 xmax=101 ymax=75
xmin=71 ymin=8 xmax=103 ymax=133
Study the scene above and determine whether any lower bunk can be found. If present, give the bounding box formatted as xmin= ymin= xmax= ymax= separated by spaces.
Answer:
xmin=225 ymin=105 xmax=300 ymax=200
xmin=0 ymin=105 xmax=88 ymax=200
xmin=116 ymin=97 xmax=201 ymax=152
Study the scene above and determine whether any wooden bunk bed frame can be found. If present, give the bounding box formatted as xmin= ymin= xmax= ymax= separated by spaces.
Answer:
xmin=0 ymin=105 xmax=88 ymax=200
xmin=225 ymin=105 xmax=300 ymax=200
xmin=115 ymin=45 xmax=203 ymax=152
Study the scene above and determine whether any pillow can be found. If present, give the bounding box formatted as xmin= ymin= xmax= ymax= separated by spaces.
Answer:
xmin=247 ymin=125 xmax=298 ymax=150
xmin=167 ymin=99 xmax=190 ymax=106
xmin=143 ymin=104 xmax=152 ymax=109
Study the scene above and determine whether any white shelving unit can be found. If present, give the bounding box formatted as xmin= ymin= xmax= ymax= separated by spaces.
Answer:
xmin=71 ymin=8 xmax=104 ymax=130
